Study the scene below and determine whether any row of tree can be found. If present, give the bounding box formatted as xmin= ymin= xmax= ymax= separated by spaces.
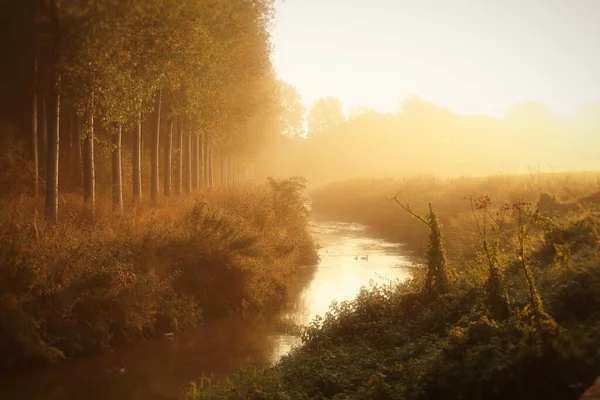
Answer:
xmin=0 ymin=0 xmax=304 ymax=220
xmin=259 ymin=94 xmax=600 ymax=184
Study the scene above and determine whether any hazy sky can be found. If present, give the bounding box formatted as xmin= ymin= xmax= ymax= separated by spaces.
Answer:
xmin=271 ymin=0 xmax=600 ymax=117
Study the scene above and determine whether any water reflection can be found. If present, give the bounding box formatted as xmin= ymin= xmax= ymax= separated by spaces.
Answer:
xmin=0 ymin=317 xmax=280 ymax=400
xmin=0 ymin=220 xmax=413 ymax=400
xmin=269 ymin=220 xmax=413 ymax=363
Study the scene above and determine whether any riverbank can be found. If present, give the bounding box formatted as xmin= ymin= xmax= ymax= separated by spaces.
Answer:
xmin=311 ymin=173 xmax=600 ymax=252
xmin=0 ymin=178 xmax=318 ymax=372
xmin=189 ymin=175 xmax=600 ymax=399
xmin=1 ymin=218 xmax=412 ymax=399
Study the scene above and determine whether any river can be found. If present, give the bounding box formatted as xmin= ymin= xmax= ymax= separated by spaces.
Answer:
xmin=0 ymin=220 xmax=414 ymax=400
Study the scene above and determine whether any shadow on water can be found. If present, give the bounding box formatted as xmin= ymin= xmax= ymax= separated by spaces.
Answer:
xmin=0 ymin=219 xmax=414 ymax=400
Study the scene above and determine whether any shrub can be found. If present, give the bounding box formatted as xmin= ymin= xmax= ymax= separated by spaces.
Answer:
xmin=189 ymin=179 xmax=600 ymax=399
xmin=0 ymin=181 xmax=317 ymax=371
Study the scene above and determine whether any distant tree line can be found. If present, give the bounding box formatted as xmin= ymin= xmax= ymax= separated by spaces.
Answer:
xmin=259 ymin=95 xmax=600 ymax=184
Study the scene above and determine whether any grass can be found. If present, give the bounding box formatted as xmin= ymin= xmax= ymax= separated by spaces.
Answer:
xmin=0 ymin=179 xmax=318 ymax=372
xmin=311 ymin=173 xmax=600 ymax=251
xmin=187 ymin=174 xmax=600 ymax=399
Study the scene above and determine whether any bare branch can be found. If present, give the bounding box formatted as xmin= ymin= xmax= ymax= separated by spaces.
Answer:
xmin=391 ymin=195 xmax=428 ymax=225
xmin=468 ymin=196 xmax=485 ymax=242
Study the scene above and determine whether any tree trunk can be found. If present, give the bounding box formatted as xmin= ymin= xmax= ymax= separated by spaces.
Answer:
xmin=175 ymin=122 xmax=183 ymax=195
xmin=151 ymin=90 xmax=161 ymax=203
xmin=203 ymin=136 xmax=208 ymax=187
xmin=208 ymin=143 xmax=213 ymax=187
xmin=225 ymin=154 xmax=230 ymax=187
xmin=40 ymin=94 xmax=47 ymax=178
xmin=133 ymin=111 xmax=142 ymax=202
xmin=234 ymin=156 xmax=237 ymax=185
xmin=44 ymin=76 xmax=60 ymax=220
xmin=191 ymin=132 xmax=198 ymax=190
xmin=112 ymin=123 xmax=123 ymax=211
xmin=230 ymin=155 xmax=235 ymax=186
xmin=32 ymin=53 xmax=38 ymax=199
xmin=72 ymin=111 xmax=82 ymax=188
xmin=164 ymin=118 xmax=173 ymax=196
xmin=63 ymin=107 xmax=75 ymax=171
xmin=205 ymin=142 xmax=211 ymax=188
xmin=199 ymin=133 xmax=205 ymax=189
xmin=220 ymin=149 xmax=226 ymax=187
xmin=64 ymin=106 xmax=72 ymax=173
xmin=83 ymin=107 xmax=95 ymax=210
xmin=237 ymin=159 xmax=241 ymax=185
xmin=185 ymin=128 xmax=192 ymax=194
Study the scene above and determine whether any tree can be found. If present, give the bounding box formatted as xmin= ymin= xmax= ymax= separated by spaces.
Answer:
xmin=307 ymin=97 xmax=345 ymax=136
xmin=185 ymin=128 xmax=192 ymax=194
xmin=112 ymin=123 xmax=123 ymax=211
xmin=202 ymin=135 xmax=209 ymax=188
xmin=151 ymin=91 xmax=161 ymax=203
xmin=192 ymin=130 xmax=199 ymax=190
xmin=82 ymin=107 xmax=94 ymax=209
xmin=467 ymin=195 xmax=510 ymax=320
xmin=348 ymin=106 xmax=375 ymax=120
xmin=392 ymin=198 xmax=450 ymax=295
xmin=0 ymin=0 xmax=281 ymax=207
xmin=44 ymin=0 xmax=61 ymax=221
xmin=207 ymin=142 xmax=213 ymax=187
xmin=133 ymin=112 xmax=142 ymax=201
xmin=197 ymin=133 xmax=203 ymax=189
xmin=278 ymin=80 xmax=305 ymax=137
xmin=164 ymin=118 xmax=173 ymax=196
xmin=175 ymin=121 xmax=183 ymax=195
xmin=32 ymin=52 xmax=38 ymax=199
xmin=45 ymin=78 xmax=60 ymax=220
xmin=221 ymin=150 xmax=227 ymax=187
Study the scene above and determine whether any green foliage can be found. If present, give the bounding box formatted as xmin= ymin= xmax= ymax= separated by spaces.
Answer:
xmin=189 ymin=181 xmax=600 ymax=400
xmin=277 ymin=81 xmax=305 ymax=137
xmin=267 ymin=176 xmax=318 ymax=266
xmin=467 ymin=194 xmax=510 ymax=320
xmin=0 ymin=183 xmax=317 ymax=371
xmin=424 ymin=204 xmax=449 ymax=295
xmin=312 ymin=174 xmax=600 ymax=255
xmin=391 ymin=199 xmax=449 ymax=295
xmin=306 ymin=97 xmax=345 ymax=136
xmin=0 ymin=0 xmax=287 ymax=209
xmin=267 ymin=176 xmax=309 ymax=220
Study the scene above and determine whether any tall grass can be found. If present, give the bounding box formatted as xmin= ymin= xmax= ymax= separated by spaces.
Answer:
xmin=0 ymin=179 xmax=318 ymax=371
xmin=311 ymin=173 xmax=600 ymax=250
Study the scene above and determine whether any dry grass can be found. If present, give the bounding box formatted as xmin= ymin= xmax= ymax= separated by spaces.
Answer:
xmin=0 ymin=180 xmax=317 ymax=371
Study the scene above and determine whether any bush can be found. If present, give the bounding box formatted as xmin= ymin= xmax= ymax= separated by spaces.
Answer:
xmin=189 ymin=179 xmax=600 ymax=400
xmin=0 ymin=179 xmax=317 ymax=371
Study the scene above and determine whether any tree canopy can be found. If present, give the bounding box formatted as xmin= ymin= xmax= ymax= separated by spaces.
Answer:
xmin=0 ymin=0 xmax=303 ymax=216
xmin=307 ymin=96 xmax=345 ymax=136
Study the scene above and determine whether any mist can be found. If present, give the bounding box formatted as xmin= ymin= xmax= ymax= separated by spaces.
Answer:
xmin=256 ymin=96 xmax=600 ymax=187
xmin=1 ymin=0 xmax=600 ymax=399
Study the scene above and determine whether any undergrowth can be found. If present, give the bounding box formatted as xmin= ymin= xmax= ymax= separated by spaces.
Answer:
xmin=189 ymin=178 xmax=600 ymax=400
xmin=0 ymin=178 xmax=318 ymax=371
xmin=311 ymin=174 xmax=600 ymax=252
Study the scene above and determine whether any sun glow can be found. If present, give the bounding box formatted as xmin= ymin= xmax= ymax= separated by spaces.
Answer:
xmin=271 ymin=0 xmax=600 ymax=117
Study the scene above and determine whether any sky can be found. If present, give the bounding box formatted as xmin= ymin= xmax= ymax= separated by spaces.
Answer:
xmin=270 ymin=0 xmax=600 ymax=117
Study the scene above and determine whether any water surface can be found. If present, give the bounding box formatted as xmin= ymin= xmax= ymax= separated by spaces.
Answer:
xmin=0 ymin=220 xmax=413 ymax=400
